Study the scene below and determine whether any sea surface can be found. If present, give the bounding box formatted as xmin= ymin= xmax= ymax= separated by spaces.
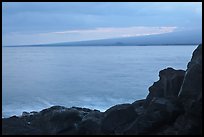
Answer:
xmin=2 ymin=45 xmax=197 ymax=118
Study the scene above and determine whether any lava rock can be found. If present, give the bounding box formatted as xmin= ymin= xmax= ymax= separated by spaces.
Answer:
xmin=101 ymin=104 xmax=138 ymax=134
xmin=144 ymin=67 xmax=185 ymax=107
xmin=124 ymin=97 xmax=182 ymax=135
xmin=78 ymin=111 xmax=103 ymax=135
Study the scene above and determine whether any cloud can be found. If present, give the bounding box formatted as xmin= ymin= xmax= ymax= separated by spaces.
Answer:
xmin=3 ymin=26 xmax=178 ymax=46
xmin=3 ymin=2 xmax=201 ymax=33
xmin=2 ymin=2 xmax=201 ymax=46
xmin=49 ymin=26 xmax=177 ymax=38
xmin=52 ymin=26 xmax=177 ymax=35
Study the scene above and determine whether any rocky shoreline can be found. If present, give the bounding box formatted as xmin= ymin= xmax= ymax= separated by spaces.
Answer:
xmin=2 ymin=44 xmax=202 ymax=135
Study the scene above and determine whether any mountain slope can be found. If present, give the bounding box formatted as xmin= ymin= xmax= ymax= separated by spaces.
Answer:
xmin=48 ymin=29 xmax=202 ymax=46
xmin=6 ymin=29 xmax=202 ymax=47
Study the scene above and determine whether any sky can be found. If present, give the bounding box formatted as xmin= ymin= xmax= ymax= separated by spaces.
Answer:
xmin=2 ymin=2 xmax=202 ymax=46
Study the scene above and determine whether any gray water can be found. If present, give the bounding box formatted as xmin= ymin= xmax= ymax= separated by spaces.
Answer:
xmin=2 ymin=45 xmax=197 ymax=118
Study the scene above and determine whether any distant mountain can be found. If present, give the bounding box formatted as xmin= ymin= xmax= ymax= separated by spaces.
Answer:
xmin=6 ymin=29 xmax=202 ymax=47
xmin=47 ymin=29 xmax=201 ymax=46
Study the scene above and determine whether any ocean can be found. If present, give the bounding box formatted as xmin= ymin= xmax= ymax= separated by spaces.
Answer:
xmin=2 ymin=45 xmax=197 ymax=118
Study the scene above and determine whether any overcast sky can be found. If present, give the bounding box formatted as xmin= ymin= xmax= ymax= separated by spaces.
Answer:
xmin=2 ymin=2 xmax=202 ymax=46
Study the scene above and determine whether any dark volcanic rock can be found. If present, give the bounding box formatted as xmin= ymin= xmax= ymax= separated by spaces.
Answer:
xmin=144 ymin=67 xmax=185 ymax=107
xmin=154 ymin=44 xmax=202 ymax=135
xmin=128 ymin=67 xmax=186 ymax=135
xmin=78 ymin=111 xmax=103 ymax=135
xmin=125 ymin=44 xmax=202 ymax=135
xmin=2 ymin=106 xmax=102 ymax=135
xmin=101 ymin=104 xmax=138 ymax=134
xmin=163 ymin=44 xmax=202 ymax=135
xmin=2 ymin=116 xmax=42 ymax=135
xmin=131 ymin=99 xmax=145 ymax=115
xmin=2 ymin=44 xmax=202 ymax=135
xmin=124 ymin=97 xmax=183 ymax=135
xmin=178 ymin=44 xmax=202 ymax=104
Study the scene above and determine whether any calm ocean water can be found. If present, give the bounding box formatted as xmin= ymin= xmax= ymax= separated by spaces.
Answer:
xmin=2 ymin=45 xmax=197 ymax=118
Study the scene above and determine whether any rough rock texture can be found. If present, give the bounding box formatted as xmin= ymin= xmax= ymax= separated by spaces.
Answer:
xmin=101 ymin=104 xmax=138 ymax=135
xmin=159 ymin=44 xmax=203 ymax=135
xmin=144 ymin=67 xmax=185 ymax=108
xmin=2 ymin=44 xmax=202 ymax=135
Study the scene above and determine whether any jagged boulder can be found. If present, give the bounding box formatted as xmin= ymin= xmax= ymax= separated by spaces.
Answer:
xmin=173 ymin=44 xmax=202 ymax=135
xmin=124 ymin=97 xmax=183 ymax=135
xmin=125 ymin=44 xmax=202 ymax=135
xmin=154 ymin=44 xmax=202 ymax=135
xmin=144 ymin=67 xmax=185 ymax=107
xmin=178 ymin=44 xmax=202 ymax=106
